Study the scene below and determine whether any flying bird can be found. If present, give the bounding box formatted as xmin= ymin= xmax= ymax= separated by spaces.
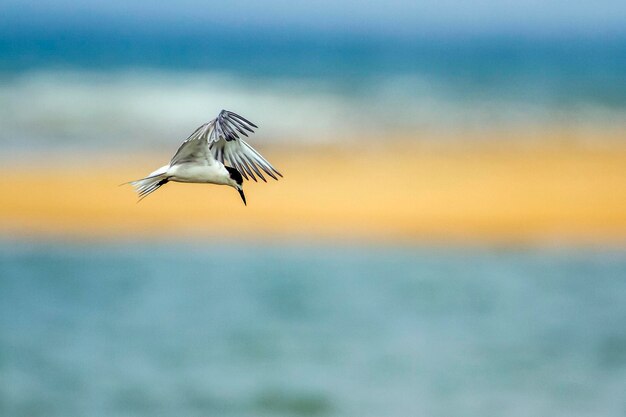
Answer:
xmin=127 ymin=110 xmax=281 ymax=205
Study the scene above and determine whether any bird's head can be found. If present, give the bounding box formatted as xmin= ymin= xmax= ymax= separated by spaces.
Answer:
xmin=225 ymin=166 xmax=246 ymax=206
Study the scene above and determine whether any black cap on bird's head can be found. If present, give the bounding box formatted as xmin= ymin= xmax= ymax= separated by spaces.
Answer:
xmin=225 ymin=166 xmax=246 ymax=206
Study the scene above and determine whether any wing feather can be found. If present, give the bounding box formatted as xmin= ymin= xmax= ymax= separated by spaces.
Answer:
xmin=209 ymin=110 xmax=281 ymax=182
xmin=169 ymin=122 xmax=214 ymax=166
xmin=234 ymin=152 xmax=255 ymax=181
xmin=229 ymin=148 xmax=249 ymax=180
xmin=241 ymin=140 xmax=281 ymax=178
xmin=243 ymin=153 xmax=266 ymax=182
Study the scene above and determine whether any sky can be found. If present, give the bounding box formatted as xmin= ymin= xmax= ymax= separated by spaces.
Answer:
xmin=3 ymin=0 xmax=626 ymax=37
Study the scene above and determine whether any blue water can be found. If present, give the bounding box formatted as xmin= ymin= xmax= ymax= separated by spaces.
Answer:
xmin=2 ymin=28 xmax=626 ymax=102
xmin=1 ymin=28 xmax=625 ymax=152
xmin=1 ymin=242 xmax=625 ymax=417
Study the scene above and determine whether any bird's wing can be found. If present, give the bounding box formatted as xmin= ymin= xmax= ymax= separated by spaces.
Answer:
xmin=169 ymin=122 xmax=215 ymax=166
xmin=209 ymin=110 xmax=282 ymax=182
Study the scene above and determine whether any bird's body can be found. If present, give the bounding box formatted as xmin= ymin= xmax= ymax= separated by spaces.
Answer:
xmin=128 ymin=110 xmax=281 ymax=204
xmin=167 ymin=163 xmax=230 ymax=185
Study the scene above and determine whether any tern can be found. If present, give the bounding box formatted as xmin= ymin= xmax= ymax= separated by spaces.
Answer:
xmin=127 ymin=110 xmax=281 ymax=204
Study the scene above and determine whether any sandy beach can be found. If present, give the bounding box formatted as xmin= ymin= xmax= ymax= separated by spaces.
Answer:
xmin=2 ymin=136 xmax=625 ymax=244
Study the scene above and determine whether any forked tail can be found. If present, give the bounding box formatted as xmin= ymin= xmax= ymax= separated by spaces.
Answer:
xmin=129 ymin=174 xmax=169 ymax=201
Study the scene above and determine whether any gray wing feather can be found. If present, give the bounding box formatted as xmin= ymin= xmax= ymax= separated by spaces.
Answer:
xmin=169 ymin=122 xmax=214 ymax=166
xmin=210 ymin=110 xmax=282 ymax=182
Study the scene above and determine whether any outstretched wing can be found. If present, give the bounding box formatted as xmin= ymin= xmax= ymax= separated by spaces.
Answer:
xmin=209 ymin=110 xmax=282 ymax=182
xmin=169 ymin=122 xmax=214 ymax=166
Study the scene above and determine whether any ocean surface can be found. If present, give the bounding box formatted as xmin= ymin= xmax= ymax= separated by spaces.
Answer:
xmin=1 ymin=241 xmax=625 ymax=417
xmin=1 ymin=28 xmax=625 ymax=152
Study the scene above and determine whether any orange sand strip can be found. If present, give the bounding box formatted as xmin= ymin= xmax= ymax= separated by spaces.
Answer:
xmin=1 ymin=142 xmax=625 ymax=243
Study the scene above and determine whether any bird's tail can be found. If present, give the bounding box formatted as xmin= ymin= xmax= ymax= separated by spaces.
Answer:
xmin=128 ymin=174 xmax=169 ymax=201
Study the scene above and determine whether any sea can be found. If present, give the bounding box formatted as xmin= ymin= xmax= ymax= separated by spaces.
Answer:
xmin=1 ymin=241 xmax=625 ymax=417
xmin=1 ymin=25 xmax=626 ymax=417
xmin=0 ymin=26 xmax=625 ymax=154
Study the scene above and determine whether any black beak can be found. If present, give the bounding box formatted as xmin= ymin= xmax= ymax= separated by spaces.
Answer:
xmin=237 ymin=188 xmax=247 ymax=206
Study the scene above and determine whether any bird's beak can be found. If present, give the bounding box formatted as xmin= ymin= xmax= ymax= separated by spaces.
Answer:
xmin=237 ymin=187 xmax=247 ymax=206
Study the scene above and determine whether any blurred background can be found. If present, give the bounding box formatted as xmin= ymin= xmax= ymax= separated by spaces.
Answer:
xmin=1 ymin=1 xmax=625 ymax=416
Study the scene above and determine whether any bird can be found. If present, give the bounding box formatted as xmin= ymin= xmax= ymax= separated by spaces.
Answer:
xmin=127 ymin=109 xmax=281 ymax=205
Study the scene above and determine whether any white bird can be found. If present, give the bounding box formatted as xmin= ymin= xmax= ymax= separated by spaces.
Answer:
xmin=128 ymin=109 xmax=281 ymax=205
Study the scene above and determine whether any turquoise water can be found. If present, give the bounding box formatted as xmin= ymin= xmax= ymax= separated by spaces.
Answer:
xmin=1 ymin=242 xmax=625 ymax=416
xmin=1 ymin=30 xmax=625 ymax=152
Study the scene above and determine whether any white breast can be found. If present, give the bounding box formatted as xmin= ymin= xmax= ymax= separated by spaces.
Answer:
xmin=167 ymin=162 xmax=230 ymax=185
